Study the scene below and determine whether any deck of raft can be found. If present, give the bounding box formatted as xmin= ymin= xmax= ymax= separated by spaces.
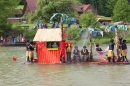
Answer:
xmin=24 ymin=62 xmax=130 ymax=65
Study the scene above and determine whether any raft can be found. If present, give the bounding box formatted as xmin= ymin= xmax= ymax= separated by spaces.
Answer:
xmin=36 ymin=62 xmax=130 ymax=65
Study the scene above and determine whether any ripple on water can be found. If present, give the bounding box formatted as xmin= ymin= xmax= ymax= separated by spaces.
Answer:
xmin=0 ymin=47 xmax=130 ymax=86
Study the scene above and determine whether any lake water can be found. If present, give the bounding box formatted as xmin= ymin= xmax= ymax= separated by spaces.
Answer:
xmin=0 ymin=46 xmax=130 ymax=86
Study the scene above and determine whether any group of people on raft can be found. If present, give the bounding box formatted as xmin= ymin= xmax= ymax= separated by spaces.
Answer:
xmin=107 ymin=38 xmax=128 ymax=62
xmin=64 ymin=38 xmax=128 ymax=63
xmin=25 ymin=38 xmax=128 ymax=63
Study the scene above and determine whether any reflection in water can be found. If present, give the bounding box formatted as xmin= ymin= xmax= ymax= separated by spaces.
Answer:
xmin=0 ymin=47 xmax=130 ymax=86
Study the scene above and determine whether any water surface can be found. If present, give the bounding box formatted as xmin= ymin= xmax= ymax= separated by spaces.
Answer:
xmin=0 ymin=47 xmax=130 ymax=86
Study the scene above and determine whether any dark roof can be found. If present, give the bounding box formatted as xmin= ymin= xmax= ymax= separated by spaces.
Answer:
xmin=26 ymin=0 xmax=37 ymax=12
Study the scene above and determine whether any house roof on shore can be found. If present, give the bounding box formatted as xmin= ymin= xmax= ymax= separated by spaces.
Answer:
xmin=23 ymin=0 xmax=97 ymax=14
xmin=33 ymin=29 xmax=62 ymax=42
xmin=75 ymin=4 xmax=97 ymax=14
xmin=23 ymin=0 xmax=37 ymax=14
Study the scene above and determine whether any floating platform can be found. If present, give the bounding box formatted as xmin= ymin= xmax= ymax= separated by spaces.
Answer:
xmin=36 ymin=62 xmax=130 ymax=65
xmin=69 ymin=62 xmax=130 ymax=65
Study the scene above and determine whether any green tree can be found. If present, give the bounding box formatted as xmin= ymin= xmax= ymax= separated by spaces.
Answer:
xmin=105 ymin=0 xmax=118 ymax=17
xmin=113 ymin=0 xmax=130 ymax=22
xmin=0 ymin=0 xmax=20 ymax=35
xmin=29 ymin=0 xmax=77 ymax=23
xmin=79 ymin=12 xmax=100 ymax=28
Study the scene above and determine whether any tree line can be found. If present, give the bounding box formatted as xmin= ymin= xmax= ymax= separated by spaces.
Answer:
xmin=0 ymin=0 xmax=130 ymax=36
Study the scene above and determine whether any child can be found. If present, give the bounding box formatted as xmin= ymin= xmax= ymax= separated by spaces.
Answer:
xmin=96 ymin=44 xmax=104 ymax=59
xmin=121 ymin=40 xmax=128 ymax=62
xmin=81 ymin=46 xmax=89 ymax=62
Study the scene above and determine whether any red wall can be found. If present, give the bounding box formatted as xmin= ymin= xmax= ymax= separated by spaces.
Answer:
xmin=36 ymin=42 xmax=61 ymax=64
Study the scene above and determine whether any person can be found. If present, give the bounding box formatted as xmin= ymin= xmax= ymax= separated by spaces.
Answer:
xmin=60 ymin=40 xmax=66 ymax=63
xmin=117 ymin=38 xmax=123 ymax=61
xmin=107 ymin=39 xmax=115 ymax=62
xmin=22 ymin=37 xmax=24 ymax=42
xmin=96 ymin=44 xmax=104 ymax=59
xmin=55 ymin=22 xmax=59 ymax=28
xmin=51 ymin=23 xmax=55 ymax=28
xmin=26 ymin=40 xmax=30 ymax=62
xmin=0 ymin=36 xmax=3 ymax=43
xmin=66 ymin=40 xmax=72 ymax=63
xmin=44 ymin=24 xmax=47 ymax=28
xmin=14 ymin=37 xmax=16 ymax=44
xmin=2 ymin=38 xmax=6 ymax=44
xmin=81 ymin=46 xmax=89 ymax=62
xmin=121 ymin=40 xmax=128 ymax=62
xmin=73 ymin=46 xmax=81 ymax=63
xmin=29 ymin=41 xmax=35 ymax=62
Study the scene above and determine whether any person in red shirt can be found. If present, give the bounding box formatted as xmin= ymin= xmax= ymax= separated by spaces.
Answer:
xmin=66 ymin=40 xmax=72 ymax=63
xmin=60 ymin=40 xmax=66 ymax=63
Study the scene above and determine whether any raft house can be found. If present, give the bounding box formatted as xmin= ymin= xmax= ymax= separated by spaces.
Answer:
xmin=33 ymin=28 xmax=67 ymax=64
xmin=32 ymin=27 xmax=130 ymax=65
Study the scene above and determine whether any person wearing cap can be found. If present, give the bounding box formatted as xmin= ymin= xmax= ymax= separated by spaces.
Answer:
xmin=121 ymin=40 xmax=128 ymax=62
xmin=26 ymin=40 xmax=30 ymax=62
xmin=81 ymin=46 xmax=89 ymax=62
xmin=73 ymin=46 xmax=81 ymax=62
xmin=66 ymin=40 xmax=72 ymax=63
xmin=29 ymin=41 xmax=35 ymax=62
xmin=108 ymin=39 xmax=115 ymax=62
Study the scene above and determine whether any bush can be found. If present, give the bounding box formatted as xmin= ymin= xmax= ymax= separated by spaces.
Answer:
xmin=66 ymin=28 xmax=81 ymax=44
xmin=66 ymin=28 xmax=81 ymax=40
xmin=24 ymin=30 xmax=37 ymax=41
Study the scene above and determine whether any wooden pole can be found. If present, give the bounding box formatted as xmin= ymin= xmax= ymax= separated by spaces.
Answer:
xmin=60 ymin=16 xmax=63 ymax=40
xmin=89 ymin=34 xmax=93 ymax=61
xmin=115 ymin=27 xmax=120 ymax=61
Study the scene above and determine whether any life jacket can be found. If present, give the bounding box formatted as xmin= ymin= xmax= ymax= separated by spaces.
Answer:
xmin=66 ymin=43 xmax=72 ymax=52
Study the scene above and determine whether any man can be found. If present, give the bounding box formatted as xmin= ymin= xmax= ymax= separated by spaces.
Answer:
xmin=73 ymin=46 xmax=81 ymax=63
xmin=81 ymin=46 xmax=89 ymax=62
xmin=121 ymin=40 xmax=128 ymax=62
xmin=29 ymin=41 xmax=35 ymax=62
xmin=26 ymin=40 xmax=30 ymax=62
xmin=66 ymin=40 xmax=72 ymax=63
xmin=60 ymin=40 xmax=66 ymax=63
xmin=108 ymin=39 xmax=115 ymax=62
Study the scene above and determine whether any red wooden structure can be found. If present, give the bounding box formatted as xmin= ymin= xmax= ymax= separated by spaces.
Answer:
xmin=33 ymin=28 xmax=66 ymax=64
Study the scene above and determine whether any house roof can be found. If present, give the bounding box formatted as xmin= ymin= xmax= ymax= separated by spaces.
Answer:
xmin=75 ymin=4 xmax=97 ymax=14
xmin=26 ymin=0 xmax=37 ymax=12
xmin=23 ymin=0 xmax=97 ymax=14
xmin=33 ymin=28 xmax=62 ymax=42
xmin=75 ymin=4 xmax=82 ymax=12
xmin=81 ymin=4 xmax=90 ymax=11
